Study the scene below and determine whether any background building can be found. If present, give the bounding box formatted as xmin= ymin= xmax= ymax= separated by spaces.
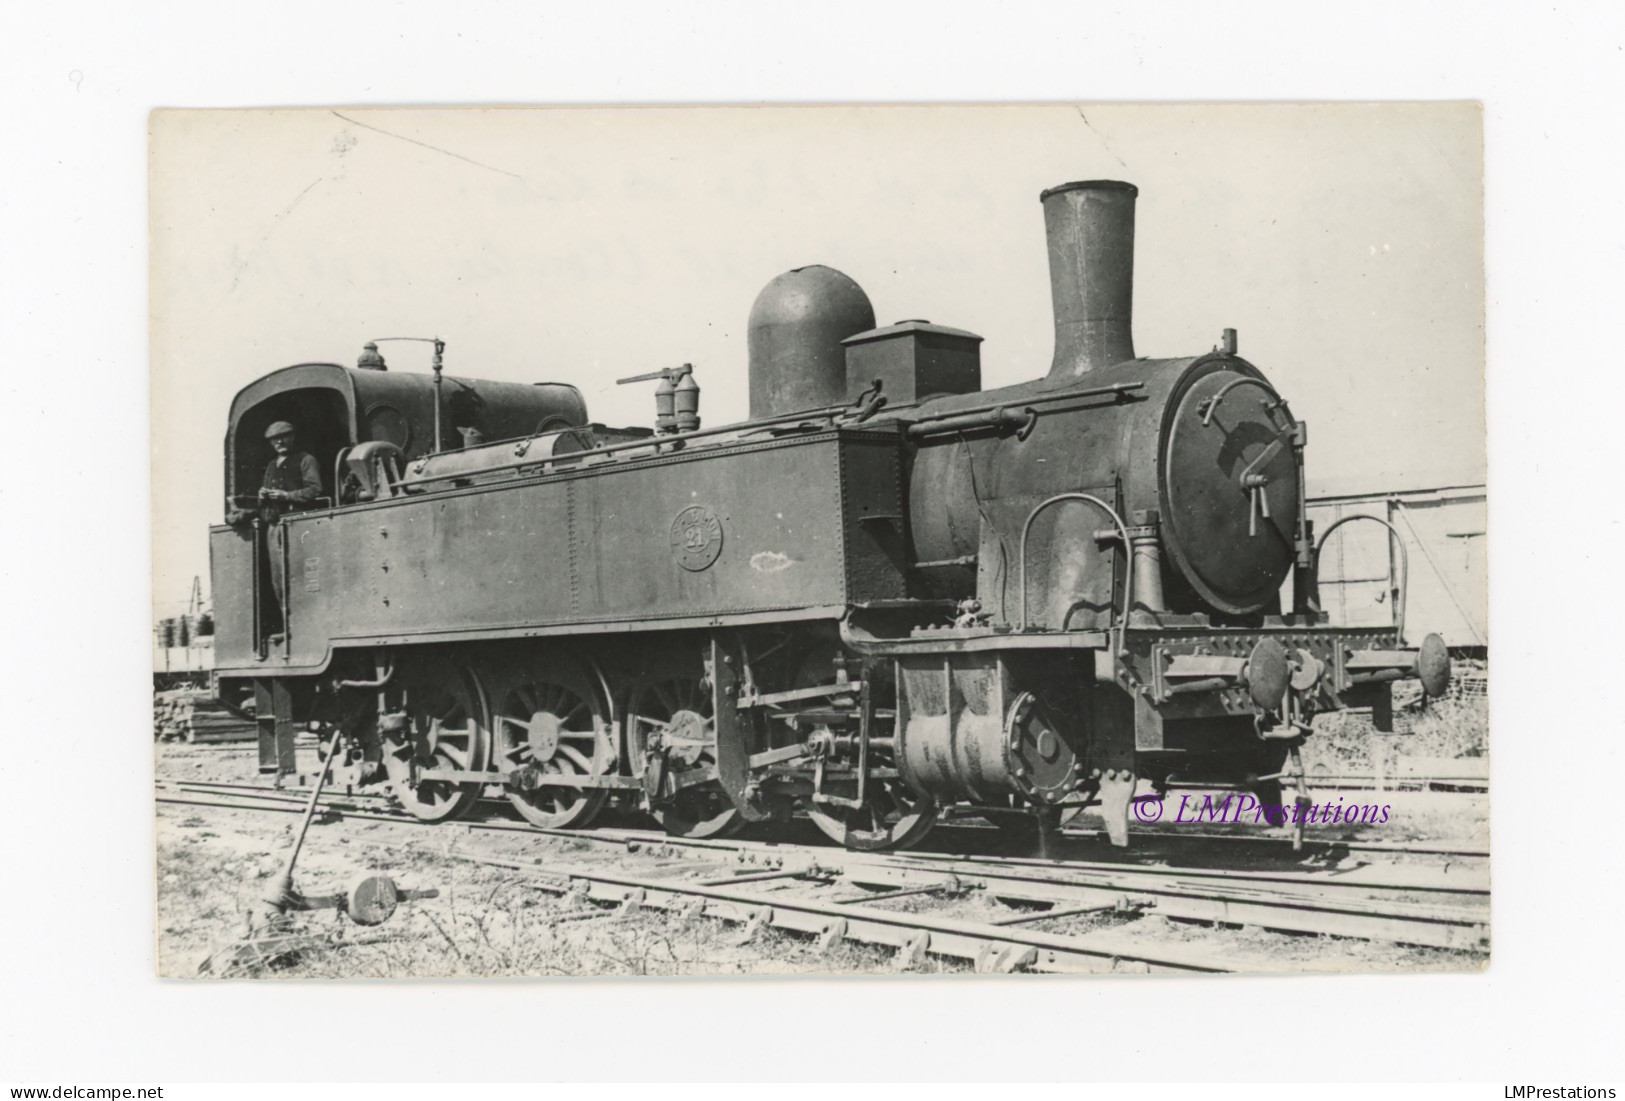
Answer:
xmin=1298 ymin=469 xmax=1487 ymax=654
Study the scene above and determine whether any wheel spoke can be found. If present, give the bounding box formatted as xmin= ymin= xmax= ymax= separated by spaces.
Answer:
xmin=808 ymin=780 xmax=938 ymax=851
xmin=541 ymin=787 xmax=579 ymax=810
xmin=385 ymin=665 xmax=491 ymax=823
xmin=484 ymin=660 xmax=611 ymax=829
xmin=556 ymin=743 xmax=593 ymax=773
xmin=628 ymin=668 xmax=741 ymax=839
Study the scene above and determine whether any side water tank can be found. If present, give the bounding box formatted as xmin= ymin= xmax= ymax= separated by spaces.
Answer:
xmin=747 ymin=265 xmax=875 ymax=419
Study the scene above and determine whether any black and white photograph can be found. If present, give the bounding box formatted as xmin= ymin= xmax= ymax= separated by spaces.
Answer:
xmin=149 ymin=103 xmax=1488 ymax=979
xmin=11 ymin=1 xmax=1625 ymax=1091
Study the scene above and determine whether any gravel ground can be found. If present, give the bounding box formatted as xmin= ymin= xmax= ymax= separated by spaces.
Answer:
xmin=154 ymin=741 xmax=1490 ymax=979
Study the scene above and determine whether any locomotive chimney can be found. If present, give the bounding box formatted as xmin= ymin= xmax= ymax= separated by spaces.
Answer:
xmin=1040 ymin=180 xmax=1138 ymax=378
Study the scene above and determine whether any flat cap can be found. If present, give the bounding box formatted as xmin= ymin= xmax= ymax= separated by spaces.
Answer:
xmin=264 ymin=421 xmax=296 ymax=439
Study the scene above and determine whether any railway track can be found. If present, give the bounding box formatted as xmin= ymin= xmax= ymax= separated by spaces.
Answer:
xmin=158 ymin=776 xmax=1490 ymax=860
xmin=157 ymin=779 xmax=1491 ymax=965
xmin=1060 ymin=822 xmax=1488 ymax=860
xmin=158 ymin=781 xmax=1233 ymax=973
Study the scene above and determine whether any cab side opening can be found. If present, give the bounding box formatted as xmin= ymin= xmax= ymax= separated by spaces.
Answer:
xmin=226 ymin=387 xmax=352 ymax=647
xmin=228 ymin=387 xmax=352 ymax=512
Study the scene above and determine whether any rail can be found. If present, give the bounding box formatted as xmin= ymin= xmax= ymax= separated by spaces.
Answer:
xmin=155 ymin=778 xmax=1490 ymax=953
xmin=474 ymin=855 xmax=1231 ymax=973
xmin=159 ymin=776 xmax=1492 ymax=861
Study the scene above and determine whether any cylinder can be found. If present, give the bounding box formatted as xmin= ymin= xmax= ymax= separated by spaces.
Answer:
xmin=747 ymin=265 xmax=875 ymax=419
xmin=1040 ymin=180 xmax=1138 ymax=378
xmin=673 ymin=371 xmax=700 ymax=433
xmin=653 ymin=374 xmax=676 ymax=433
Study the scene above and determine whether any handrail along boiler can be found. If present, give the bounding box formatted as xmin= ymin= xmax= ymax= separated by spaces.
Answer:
xmin=208 ymin=180 xmax=1451 ymax=849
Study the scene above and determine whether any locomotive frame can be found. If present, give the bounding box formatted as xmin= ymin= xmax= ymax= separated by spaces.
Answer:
xmin=211 ymin=178 xmax=1451 ymax=851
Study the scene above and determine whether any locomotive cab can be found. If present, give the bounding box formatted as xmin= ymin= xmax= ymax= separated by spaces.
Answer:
xmin=226 ymin=374 xmax=346 ymax=512
xmin=211 ymin=360 xmax=590 ymax=668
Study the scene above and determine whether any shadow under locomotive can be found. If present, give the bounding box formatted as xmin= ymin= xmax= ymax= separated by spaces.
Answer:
xmin=209 ymin=179 xmax=1451 ymax=852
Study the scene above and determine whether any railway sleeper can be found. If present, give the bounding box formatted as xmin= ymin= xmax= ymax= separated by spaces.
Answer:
xmin=767 ymin=849 xmax=1490 ymax=949
xmin=504 ymin=859 xmax=1235 ymax=973
xmin=807 ymin=861 xmax=1487 ymax=952
xmin=162 ymin=783 xmax=1485 ymax=954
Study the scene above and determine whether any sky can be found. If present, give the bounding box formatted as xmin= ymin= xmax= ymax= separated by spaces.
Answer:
xmin=150 ymin=103 xmax=1483 ymax=613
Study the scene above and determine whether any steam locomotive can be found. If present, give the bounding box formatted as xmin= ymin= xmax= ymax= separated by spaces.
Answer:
xmin=209 ymin=179 xmax=1450 ymax=850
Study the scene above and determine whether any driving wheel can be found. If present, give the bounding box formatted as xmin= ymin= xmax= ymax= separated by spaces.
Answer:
xmin=381 ymin=662 xmax=492 ymax=822
xmin=490 ymin=654 xmax=613 ymax=829
xmin=787 ymin=647 xmax=939 ymax=851
xmin=625 ymin=671 xmax=743 ymax=839
xmin=807 ymin=779 xmax=938 ymax=852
